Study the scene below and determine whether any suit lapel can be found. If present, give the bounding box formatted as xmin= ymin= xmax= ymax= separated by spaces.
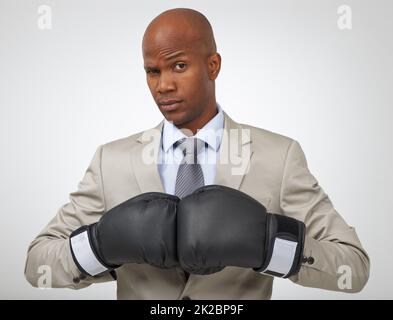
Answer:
xmin=214 ymin=112 xmax=253 ymax=190
xmin=130 ymin=120 xmax=165 ymax=193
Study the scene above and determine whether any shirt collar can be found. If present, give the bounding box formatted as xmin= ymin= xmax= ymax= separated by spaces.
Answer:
xmin=162 ymin=103 xmax=224 ymax=153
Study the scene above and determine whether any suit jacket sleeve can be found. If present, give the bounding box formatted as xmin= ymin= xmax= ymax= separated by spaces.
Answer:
xmin=24 ymin=145 xmax=114 ymax=289
xmin=280 ymin=140 xmax=370 ymax=292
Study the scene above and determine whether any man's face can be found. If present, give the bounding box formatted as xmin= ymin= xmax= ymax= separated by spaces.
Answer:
xmin=143 ymin=31 xmax=213 ymax=127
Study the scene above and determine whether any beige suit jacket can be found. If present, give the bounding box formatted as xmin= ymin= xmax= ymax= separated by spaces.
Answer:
xmin=24 ymin=112 xmax=370 ymax=299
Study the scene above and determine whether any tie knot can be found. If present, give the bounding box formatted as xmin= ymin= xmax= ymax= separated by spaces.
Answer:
xmin=174 ymin=137 xmax=206 ymax=164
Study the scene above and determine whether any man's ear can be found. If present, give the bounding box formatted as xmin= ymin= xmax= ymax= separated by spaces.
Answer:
xmin=207 ymin=52 xmax=221 ymax=80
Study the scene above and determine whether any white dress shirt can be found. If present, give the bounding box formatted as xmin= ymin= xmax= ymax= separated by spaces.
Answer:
xmin=158 ymin=103 xmax=224 ymax=195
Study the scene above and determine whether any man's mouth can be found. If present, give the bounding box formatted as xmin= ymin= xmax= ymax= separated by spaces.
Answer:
xmin=158 ymin=100 xmax=183 ymax=111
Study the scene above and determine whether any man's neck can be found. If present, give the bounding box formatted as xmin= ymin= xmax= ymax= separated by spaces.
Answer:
xmin=178 ymin=102 xmax=218 ymax=135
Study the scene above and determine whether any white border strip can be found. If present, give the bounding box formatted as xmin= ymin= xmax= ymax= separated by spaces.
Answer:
xmin=70 ymin=230 xmax=108 ymax=276
xmin=261 ymin=238 xmax=298 ymax=277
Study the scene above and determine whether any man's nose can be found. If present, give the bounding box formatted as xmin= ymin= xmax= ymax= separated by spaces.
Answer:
xmin=157 ymin=72 xmax=175 ymax=93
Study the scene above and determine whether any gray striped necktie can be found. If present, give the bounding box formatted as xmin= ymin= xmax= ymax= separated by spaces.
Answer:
xmin=174 ymin=137 xmax=205 ymax=199
xmin=174 ymin=137 xmax=205 ymax=281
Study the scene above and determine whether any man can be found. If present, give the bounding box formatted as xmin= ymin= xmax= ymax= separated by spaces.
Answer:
xmin=24 ymin=8 xmax=370 ymax=299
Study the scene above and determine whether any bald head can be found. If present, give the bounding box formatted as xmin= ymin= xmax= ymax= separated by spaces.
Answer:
xmin=142 ymin=8 xmax=217 ymax=58
xmin=142 ymin=8 xmax=221 ymax=134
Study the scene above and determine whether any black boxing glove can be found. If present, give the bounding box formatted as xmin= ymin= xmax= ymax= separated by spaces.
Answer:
xmin=177 ymin=185 xmax=305 ymax=278
xmin=69 ymin=192 xmax=179 ymax=276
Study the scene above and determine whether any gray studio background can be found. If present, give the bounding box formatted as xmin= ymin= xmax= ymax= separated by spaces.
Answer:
xmin=0 ymin=0 xmax=392 ymax=299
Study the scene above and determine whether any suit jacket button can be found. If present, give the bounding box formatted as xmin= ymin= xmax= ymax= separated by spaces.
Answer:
xmin=73 ymin=277 xmax=80 ymax=284
xmin=307 ymin=257 xmax=315 ymax=264
xmin=182 ymin=296 xmax=191 ymax=300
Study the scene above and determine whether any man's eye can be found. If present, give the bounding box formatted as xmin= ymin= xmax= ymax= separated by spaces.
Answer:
xmin=174 ymin=63 xmax=186 ymax=71
xmin=146 ymin=69 xmax=159 ymax=74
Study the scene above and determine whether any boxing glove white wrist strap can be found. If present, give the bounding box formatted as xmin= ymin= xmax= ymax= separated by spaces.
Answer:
xmin=260 ymin=237 xmax=298 ymax=277
xmin=70 ymin=230 xmax=108 ymax=276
